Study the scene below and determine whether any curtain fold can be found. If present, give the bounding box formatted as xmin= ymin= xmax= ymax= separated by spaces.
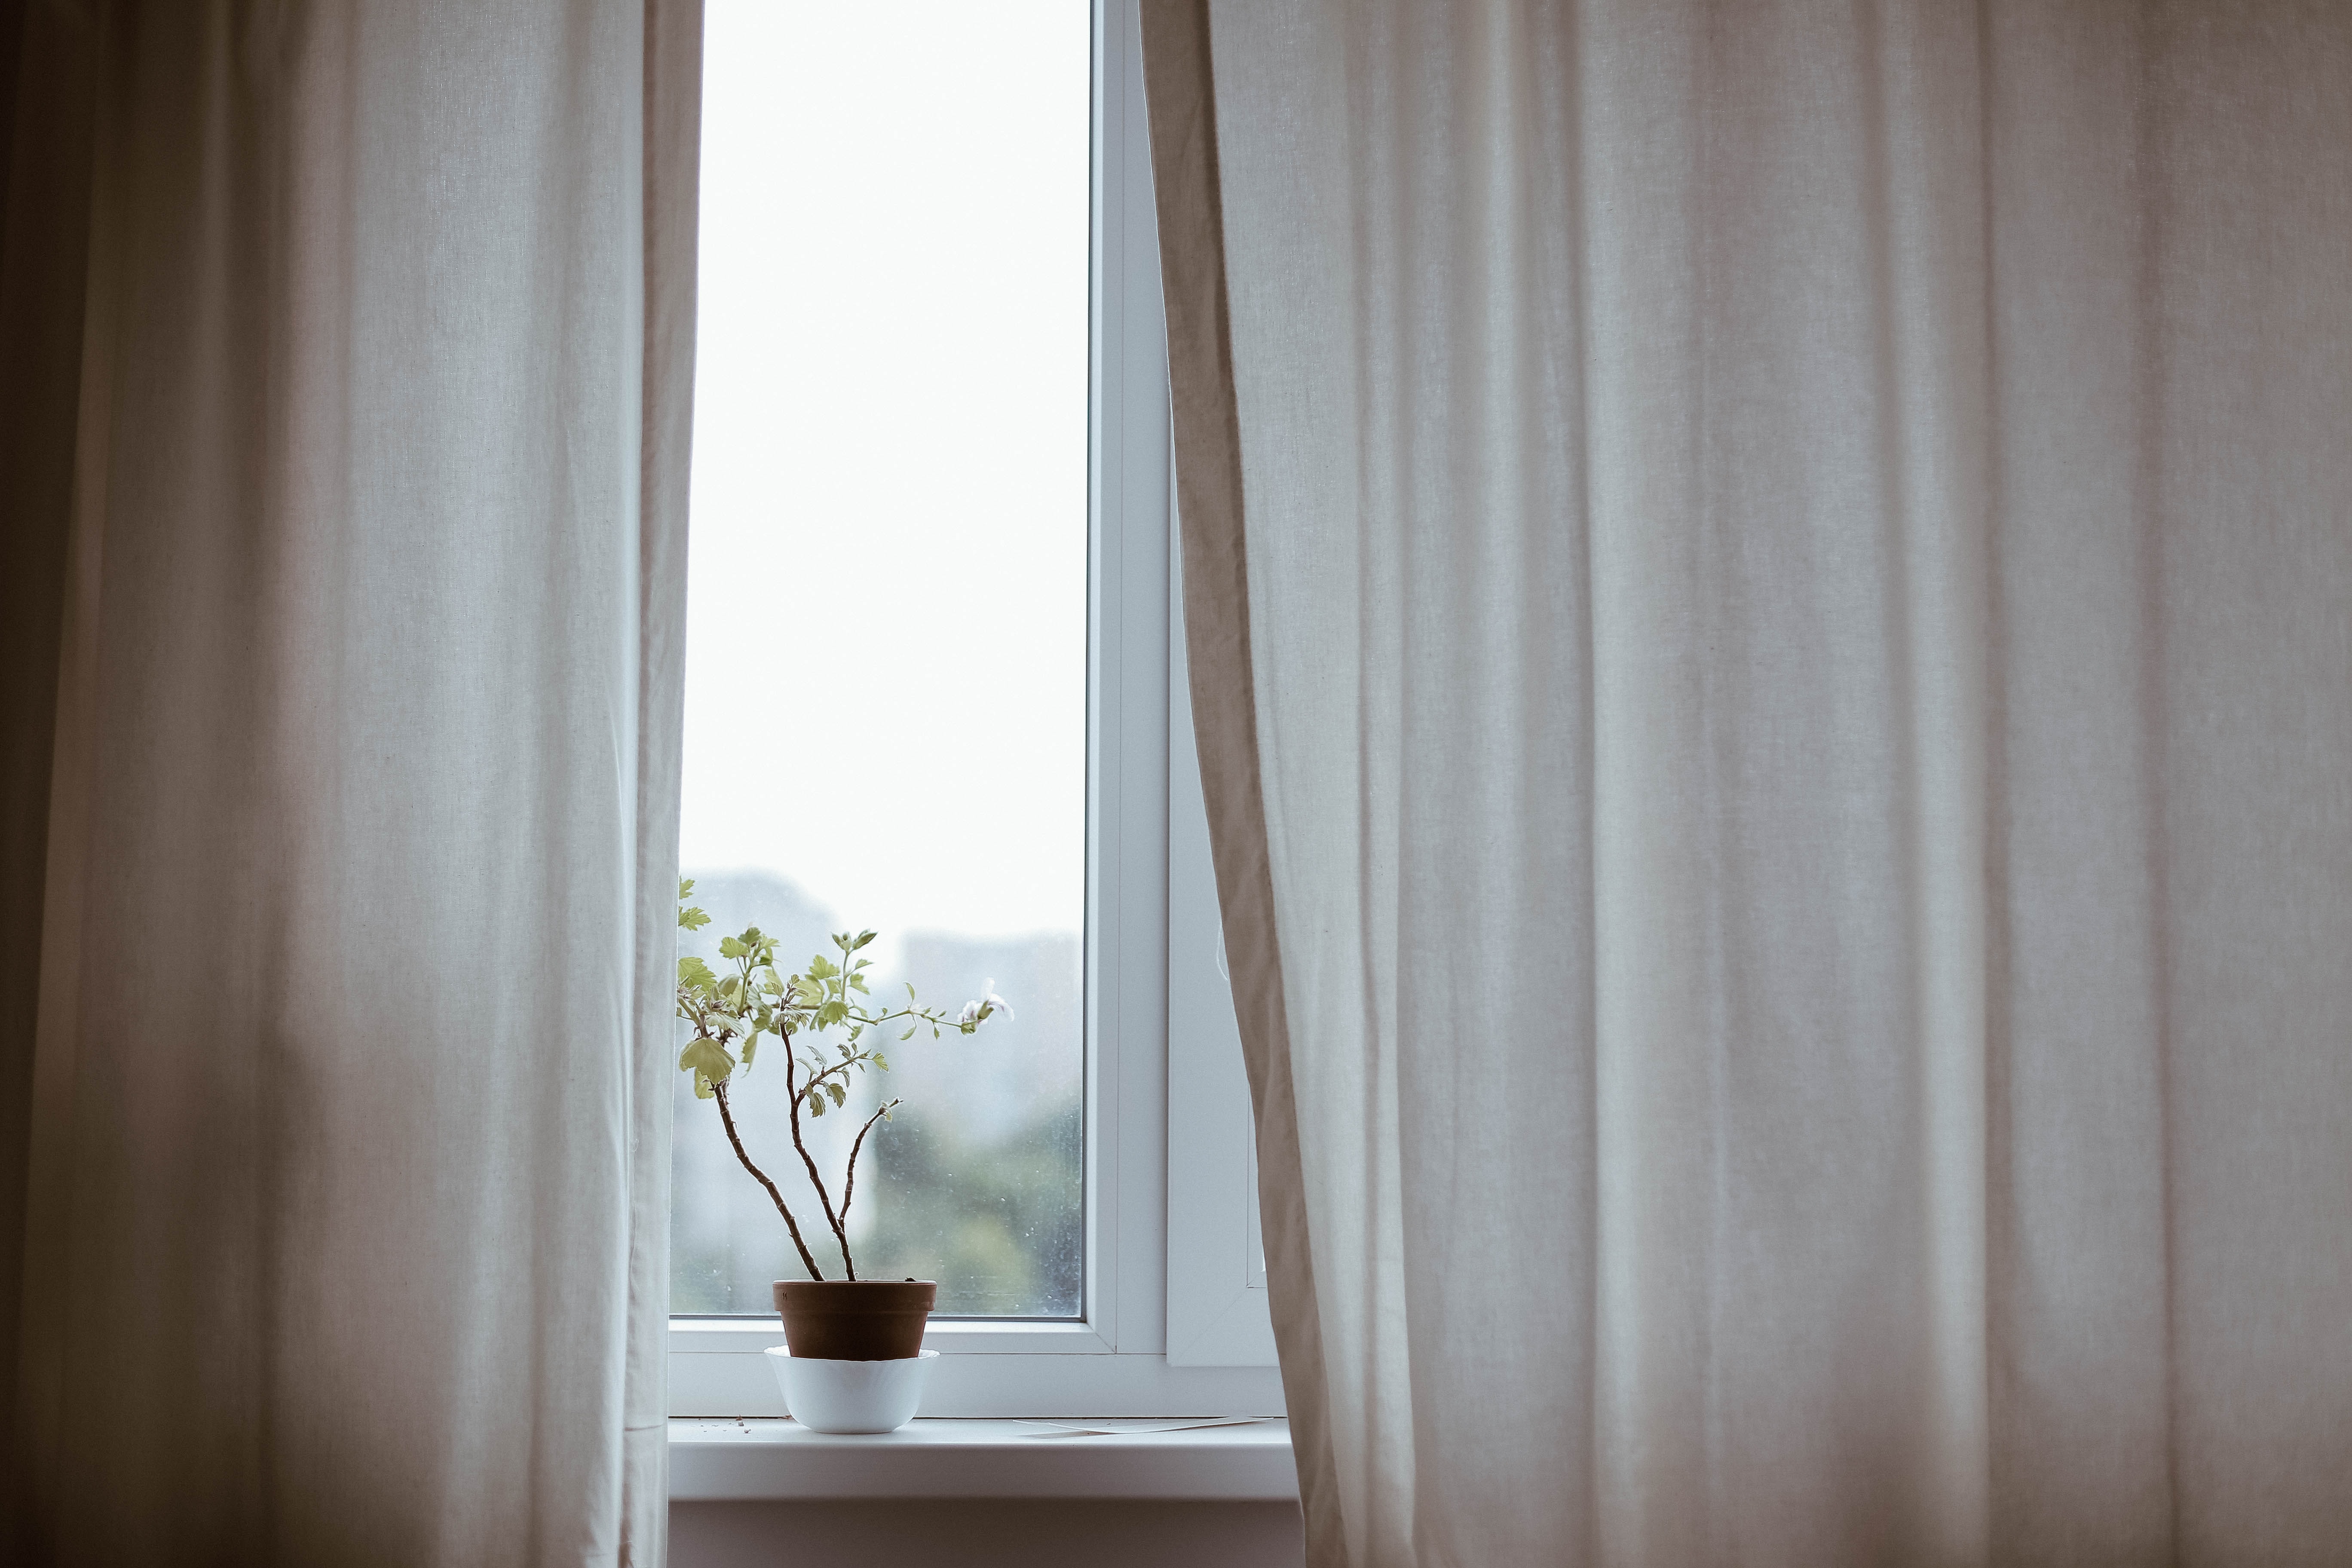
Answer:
xmin=1144 ymin=2 xmax=2352 ymax=1565
xmin=2 ymin=3 xmax=698 ymax=1562
xmin=1140 ymin=3 xmax=1348 ymax=1559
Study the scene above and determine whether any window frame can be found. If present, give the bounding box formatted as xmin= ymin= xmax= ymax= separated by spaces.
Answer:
xmin=1164 ymin=532 xmax=1280 ymax=1368
xmin=668 ymin=0 xmax=1283 ymax=1419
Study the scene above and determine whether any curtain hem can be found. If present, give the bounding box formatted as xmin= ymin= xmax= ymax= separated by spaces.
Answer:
xmin=1138 ymin=5 xmax=1344 ymax=1564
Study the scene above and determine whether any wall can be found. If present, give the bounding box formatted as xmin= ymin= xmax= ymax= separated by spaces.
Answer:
xmin=671 ymin=1499 xmax=1305 ymax=1567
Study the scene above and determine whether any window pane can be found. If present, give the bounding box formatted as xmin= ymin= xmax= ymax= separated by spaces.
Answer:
xmin=673 ymin=0 xmax=1090 ymax=1317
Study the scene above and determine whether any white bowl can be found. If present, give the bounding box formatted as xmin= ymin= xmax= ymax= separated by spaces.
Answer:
xmin=766 ymin=1347 xmax=939 ymax=1433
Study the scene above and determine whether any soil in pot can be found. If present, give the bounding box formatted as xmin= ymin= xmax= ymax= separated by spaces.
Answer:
xmin=773 ymin=1279 xmax=937 ymax=1360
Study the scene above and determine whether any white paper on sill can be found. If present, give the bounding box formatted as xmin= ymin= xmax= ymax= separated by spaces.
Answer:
xmin=1011 ymin=1417 xmax=1273 ymax=1439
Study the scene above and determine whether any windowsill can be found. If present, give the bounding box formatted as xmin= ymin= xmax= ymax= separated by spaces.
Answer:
xmin=669 ymin=1417 xmax=1297 ymax=1501
xmin=668 ymin=1320 xmax=1288 ymax=1418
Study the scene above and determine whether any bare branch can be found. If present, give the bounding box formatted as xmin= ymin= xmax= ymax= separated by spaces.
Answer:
xmin=784 ymin=1037 xmax=856 ymax=1278
xmin=713 ymin=1079 xmax=823 ymax=1280
xmin=840 ymin=1099 xmax=899 ymax=1234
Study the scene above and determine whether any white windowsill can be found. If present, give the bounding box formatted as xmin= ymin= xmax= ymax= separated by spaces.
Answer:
xmin=672 ymin=1317 xmax=1116 ymax=1355
xmin=669 ymin=1417 xmax=1298 ymax=1501
xmin=668 ymin=1318 xmax=1289 ymax=1418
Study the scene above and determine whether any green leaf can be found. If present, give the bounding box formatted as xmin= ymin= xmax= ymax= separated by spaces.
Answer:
xmin=853 ymin=930 xmax=877 ymax=950
xmin=873 ymin=1051 xmax=891 ymax=1071
xmin=806 ymin=1090 xmax=827 ymax=1118
xmin=806 ymin=954 xmax=838 ymax=980
xmin=741 ymin=1035 xmax=759 ymax=1068
xmin=679 ymin=1037 xmax=735 ymax=1083
xmin=906 ymin=982 xmax=916 ymax=1000
xmin=818 ymin=999 xmax=849 ymax=1028
xmin=826 ymin=1081 xmax=845 ymax=1109
xmin=679 ymin=878 xmax=696 ymax=897
xmin=677 ymin=956 xmax=717 ymax=990
xmin=692 ymin=1073 xmax=715 ymax=1099
xmin=678 ymin=904 xmax=710 ymax=931
xmin=847 ymin=973 xmax=868 ymax=994
xmin=718 ymin=935 xmax=747 ymax=959
xmin=900 ymin=1025 xmax=916 ymax=1041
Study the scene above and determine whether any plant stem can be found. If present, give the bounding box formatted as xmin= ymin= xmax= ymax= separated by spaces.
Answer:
xmin=713 ymin=1079 xmax=824 ymax=1280
xmin=784 ymin=1037 xmax=857 ymax=1279
xmin=840 ymin=1099 xmax=897 ymax=1233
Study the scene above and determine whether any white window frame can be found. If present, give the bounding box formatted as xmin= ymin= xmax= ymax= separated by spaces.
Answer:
xmin=1164 ymin=530 xmax=1280 ymax=1369
xmin=668 ymin=0 xmax=1282 ymax=1419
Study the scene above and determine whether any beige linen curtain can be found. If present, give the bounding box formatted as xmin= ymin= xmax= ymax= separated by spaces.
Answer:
xmin=2 ymin=3 xmax=699 ymax=1562
xmin=1144 ymin=2 xmax=2352 ymax=1564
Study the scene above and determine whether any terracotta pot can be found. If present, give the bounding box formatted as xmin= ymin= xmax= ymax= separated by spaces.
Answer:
xmin=773 ymin=1279 xmax=936 ymax=1360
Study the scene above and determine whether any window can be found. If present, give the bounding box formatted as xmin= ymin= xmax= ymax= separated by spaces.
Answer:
xmin=671 ymin=0 xmax=1280 ymax=1417
xmin=674 ymin=0 xmax=1089 ymax=1323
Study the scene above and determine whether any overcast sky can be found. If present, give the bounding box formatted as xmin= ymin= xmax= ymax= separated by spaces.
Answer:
xmin=680 ymin=1 xmax=1090 ymax=944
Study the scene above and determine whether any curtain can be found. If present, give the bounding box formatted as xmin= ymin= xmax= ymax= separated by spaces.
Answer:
xmin=2 ymin=3 xmax=699 ymax=1562
xmin=1143 ymin=2 xmax=2352 ymax=1565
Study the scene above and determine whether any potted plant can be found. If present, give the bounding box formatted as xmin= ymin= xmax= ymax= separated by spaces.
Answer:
xmin=674 ymin=881 xmax=1009 ymax=1415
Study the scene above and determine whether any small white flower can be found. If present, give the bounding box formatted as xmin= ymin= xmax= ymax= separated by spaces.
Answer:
xmin=959 ymin=982 xmax=1014 ymax=1026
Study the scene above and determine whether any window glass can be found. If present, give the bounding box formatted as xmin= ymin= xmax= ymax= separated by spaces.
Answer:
xmin=674 ymin=0 xmax=1090 ymax=1317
